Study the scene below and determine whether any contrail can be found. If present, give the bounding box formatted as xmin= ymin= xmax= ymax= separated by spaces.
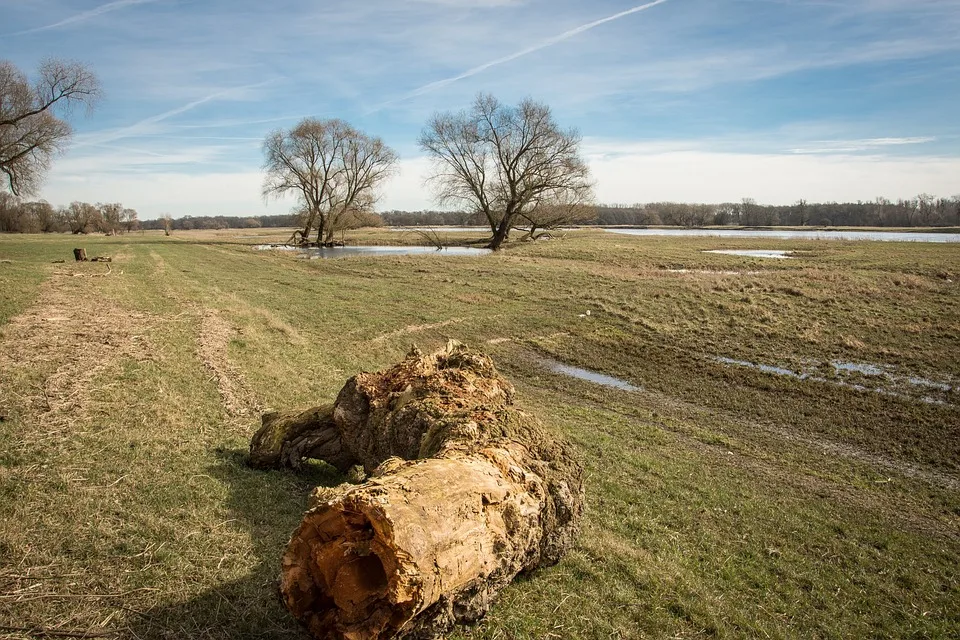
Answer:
xmin=9 ymin=0 xmax=162 ymax=36
xmin=76 ymin=80 xmax=274 ymax=148
xmin=377 ymin=0 xmax=672 ymax=110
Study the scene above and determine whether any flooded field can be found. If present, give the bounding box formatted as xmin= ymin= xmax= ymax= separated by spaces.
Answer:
xmin=605 ymin=228 xmax=960 ymax=242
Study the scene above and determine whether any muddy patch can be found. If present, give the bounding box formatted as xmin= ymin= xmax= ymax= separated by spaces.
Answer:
xmin=714 ymin=356 xmax=955 ymax=405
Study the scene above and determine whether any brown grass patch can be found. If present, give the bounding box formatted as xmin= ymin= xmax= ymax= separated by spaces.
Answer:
xmin=196 ymin=309 xmax=263 ymax=418
xmin=0 ymin=265 xmax=156 ymax=440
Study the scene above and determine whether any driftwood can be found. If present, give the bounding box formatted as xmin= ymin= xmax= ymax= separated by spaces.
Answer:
xmin=250 ymin=342 xmax=584 ymax=640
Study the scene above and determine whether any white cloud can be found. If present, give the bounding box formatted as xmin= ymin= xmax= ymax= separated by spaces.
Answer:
xmin=42 ymin=170 xmax=278 ymax=217
xmin=788 ymin=137 xmax=937 ymax=154
xmin=38 ymin=145 xmax=960 ymax=217
xmin=588 ymin=150 xmax=960 ymax=204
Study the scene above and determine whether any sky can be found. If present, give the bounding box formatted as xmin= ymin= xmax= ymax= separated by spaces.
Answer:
xmin=2 ymin=0 xmax=959 ymax=219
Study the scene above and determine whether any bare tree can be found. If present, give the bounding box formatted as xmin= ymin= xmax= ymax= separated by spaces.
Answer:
xmin=22 ymin=200 xmax=59 ymax=232
xmin=0 ymin=59 xmax=100 ymax=196
xmin=419 ymin=93 xmax=593 ymax=251
xmin=122 ymin=207 xmax=139 ymax=233
xmin=98 ymin=202 xmax=123 ymax=235
xmin=740 ymin=197 xmax=758 ymax=226
xmin=63 ymin=201 xmax=102 ymax=234
xmin=518 ymin=187 xmax=595 ymax=239
xmin=0 ymin=191 xmax=21 ymax=232
xmin=262 ymin=118 xmax=398 ymax=245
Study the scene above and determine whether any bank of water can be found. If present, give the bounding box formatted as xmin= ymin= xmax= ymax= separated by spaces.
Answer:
xmin=603 ymin=228 xmax=960 ymax=243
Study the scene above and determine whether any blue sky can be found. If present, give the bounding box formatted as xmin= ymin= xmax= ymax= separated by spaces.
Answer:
xmin=2 ymin=0 xmax=958 ymax=218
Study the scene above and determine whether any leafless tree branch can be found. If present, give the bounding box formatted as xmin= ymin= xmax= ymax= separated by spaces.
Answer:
xmin=262 ymin=118 xmax=398 ymax=244
xmin=419 ymin=93 xmax=593 ymax=250
xmin=0 ymin=59 xmax=101 ymax=196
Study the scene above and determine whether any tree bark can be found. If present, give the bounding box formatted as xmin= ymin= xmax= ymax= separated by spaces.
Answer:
xmin=250 ymin=342 xmax=584 ymax=639
xmin=487 ymin=217 xmax=512 ymax=251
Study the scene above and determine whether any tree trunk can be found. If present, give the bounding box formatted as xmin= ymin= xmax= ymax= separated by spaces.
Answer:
xmin=251 ymin=342 xmax=584 ymax=640
xmin=487 ymin=217 xmax=513 ymax=251
xmin=73 ymin=248 xmax=87 ymax=261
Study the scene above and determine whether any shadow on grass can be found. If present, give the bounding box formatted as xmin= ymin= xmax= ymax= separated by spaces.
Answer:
xmin=127 ymin=448 xmax=341 ymax=639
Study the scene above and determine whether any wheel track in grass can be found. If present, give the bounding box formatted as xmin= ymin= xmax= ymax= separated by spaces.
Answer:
xmin=148 ymin=249 xmax=263 ymax=423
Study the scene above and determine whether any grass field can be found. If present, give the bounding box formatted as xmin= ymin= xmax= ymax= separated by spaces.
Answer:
xmin=0 ymin=228 xmax=957 ymax=639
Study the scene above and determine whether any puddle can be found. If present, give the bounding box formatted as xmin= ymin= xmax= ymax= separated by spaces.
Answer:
xmin=830 ymin=361 xmax=954 ymax=393
xmin=537 ymin=357 xmax=640 ymax=391
xmin=906 ymin=377 xmax=952 ymax=392
xmin=832 ymin=361 xmax=884 ymax=376
xmin=716 ymin=356 xmax=804 ymax=378
xmin=704 ymin=250 xmax=792 ymax=259
xmin=714 ymin=356 xmax=954 ymax=405
xmin=255 ymin=245 xmax=491 ymax=258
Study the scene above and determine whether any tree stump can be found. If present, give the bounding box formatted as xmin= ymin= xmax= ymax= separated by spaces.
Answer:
xmin=73 ymin=248 xmax=87 ymax=262
xmin=250 ymin=342 xmax=584 ymax=639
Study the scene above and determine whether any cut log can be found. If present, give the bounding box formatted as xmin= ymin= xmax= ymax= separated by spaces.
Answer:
xmin=250 ymin=342 xmax=584 ymax=639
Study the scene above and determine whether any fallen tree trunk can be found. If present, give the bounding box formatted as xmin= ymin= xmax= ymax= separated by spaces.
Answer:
xmin=250 ymin=342 xmax=584 ymax=639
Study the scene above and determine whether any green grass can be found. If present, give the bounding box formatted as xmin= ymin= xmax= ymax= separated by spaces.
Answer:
xmin=0 ymin=229 xmax=957 ymax=639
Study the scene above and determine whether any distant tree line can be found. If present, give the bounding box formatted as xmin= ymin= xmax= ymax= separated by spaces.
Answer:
xmin=138 ymin=213 xmax=301 ymax=232
xmin=0 ymin=194 xmax=139 ymax=234
xmin=380 ymin=210 xmax=479 ymax=226
xmin=5 ymin=194 xmax=958 ymax=236
xmin=593 ymin=195 xmax=960 ymax=228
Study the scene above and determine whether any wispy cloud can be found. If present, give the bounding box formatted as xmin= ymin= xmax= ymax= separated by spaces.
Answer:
xmin=8 ymin=0 xmax=162 ymax=36
xmin=789 ymin=137 xmax=937 ymax=154
xmin=76 ymin=80 xmax=275 ymax=147
xmin=375 ymin=0 xmax=672 ymax=109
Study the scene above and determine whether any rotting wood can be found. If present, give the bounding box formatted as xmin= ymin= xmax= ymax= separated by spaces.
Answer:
xmin=250 ymin=341 xmax=584 ymax=639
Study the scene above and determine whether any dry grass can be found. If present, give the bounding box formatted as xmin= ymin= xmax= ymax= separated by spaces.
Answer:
xmin=0 ymin=229 xmax=957 ymax=639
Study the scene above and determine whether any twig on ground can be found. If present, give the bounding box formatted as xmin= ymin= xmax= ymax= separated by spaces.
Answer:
xmin=0 ymin=625 xmax=118 ymax=638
